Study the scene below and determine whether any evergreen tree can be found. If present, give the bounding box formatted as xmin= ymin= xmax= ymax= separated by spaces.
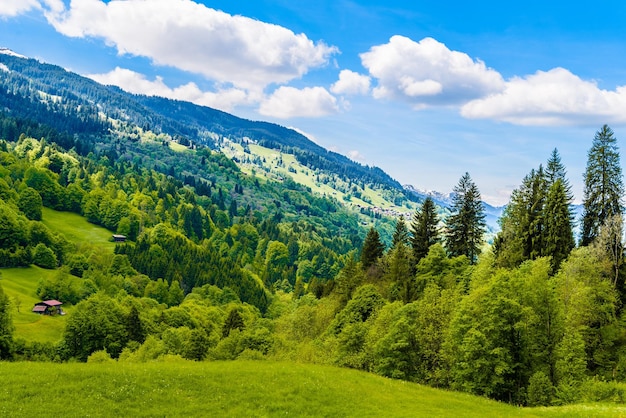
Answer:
xmin=410 ymin=197 xmax=440 ymax=263
xmin=445 ymin=173 xmax=486 ymax=263
xmin=0 ymin=284 xmax=14 ymax=359
xmin=581 ymin=125 xmax=624 ymax=246
xmin=222 ymin=308 xmax=245 ymax=338
xmin=543 ymin=179 xmax=575 ymax=271
xmin=391 ymin=216 xmax=409 ymax=249
xmin=546 ymin=148 xmax=573 ymax=201
xmin=126 ymin=305 xmax=145 ymax=344
xmin=360 ymin=227 xmax=385 ymax=270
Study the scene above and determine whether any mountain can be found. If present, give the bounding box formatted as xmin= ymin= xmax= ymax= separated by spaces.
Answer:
xmin=0 ymin=49 xmax=504 ymax=239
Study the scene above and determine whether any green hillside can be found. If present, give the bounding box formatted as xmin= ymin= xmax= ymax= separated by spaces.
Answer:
xmin=0 ymin=360 xmax=621 ymax=417
xmin=0 ymin=208 xmax=115 ymax=342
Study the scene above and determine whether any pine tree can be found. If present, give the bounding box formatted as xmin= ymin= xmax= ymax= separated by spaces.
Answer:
xmin=391 ymin=216 xmax=410 ymax=249
xmin=543 ymin=179 xmax=575 ymax=271
xmin=445 ymin=173 xmax=486 ymax=263
xmin=546 ymin=148 xmax=573 ymax=200
xmin=581 ymin=125 xmax=624 ymax=246
xmin=360 ymin=227 xmax=385 ymax=270
xmin=410 ymin=197 xmax=440 ymax=263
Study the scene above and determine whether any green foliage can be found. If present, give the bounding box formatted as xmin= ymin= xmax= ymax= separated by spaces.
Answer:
xmin=17 ymin=187 xmax=42 ymax=221
xmin=410 ymin=196 xmax=440 ymax=263
xmin=360 ymin=227 xmax=385 ymax=270
xmin=62 ymin=293 xmax=129 ymax=361
xmin=445 ymin=172 xmax=486 ymax=263
xmin=527 ymin=371 xmax=554 ymax=406
xmin=32 ymin=243 xmax=57 ymax=269
xmin=582 ymin=125 xmax=624 ymax=246
xmin=0 ymin=284 xmax=14 ymax=359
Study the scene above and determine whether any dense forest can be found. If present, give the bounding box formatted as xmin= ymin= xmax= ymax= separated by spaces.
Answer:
xmin=2 ymin=50 xmax=626 ymax=408
xmin=1 ymin=123 xmax=626 ymax=407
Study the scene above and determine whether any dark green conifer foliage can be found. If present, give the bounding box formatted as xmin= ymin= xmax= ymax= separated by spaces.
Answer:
xmin=544 ymin=179 xmax=575 ymax=271
xmin=391 ymin=216 xmax=409 ymax=249
xmin=0 ymin=284 xmax=14 ymax=359
xmin=126 ymin=305 xmax=145 ymax=344
xmin=410 ymin=197 xmax=440 ymax=263
xmin=445 ymin=173 xmax=486 ymax=263
xmin=581 ymin=125 xmax=624 ymax=246
xmin=222 ymin=308 xmax=245 ymax=338
xmin=546 ymin=148 xmax=573 ymax=200
xmin=360 ymin=227 xmax=385 ymax=270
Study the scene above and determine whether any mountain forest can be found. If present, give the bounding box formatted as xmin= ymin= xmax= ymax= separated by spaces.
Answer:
xmin=2 ymin=51 xmax=626 ymax=409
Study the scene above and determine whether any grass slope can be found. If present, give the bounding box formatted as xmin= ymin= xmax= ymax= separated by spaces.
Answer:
xmin=41 ymin=207 xmax=116 ymax=250
xmin=2 ymin=360 xmax=621 ymax=417
xmin=0 ymin=208 xmax=114 ymax=342
xmin=0 ymin=266 xmax=67 ymax=342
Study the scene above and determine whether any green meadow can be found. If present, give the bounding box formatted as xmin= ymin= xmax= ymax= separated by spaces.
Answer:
xmin=1 ymin=360 xmax=623 ymax=417
xmin=41 ymin=207 xmax=116 ymax=251
xmin=0 ymin=208 xmax=114 ymax=342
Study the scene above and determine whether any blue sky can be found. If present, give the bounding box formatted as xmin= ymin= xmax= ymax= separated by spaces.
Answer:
xmin=2 ymin=1 xmax=626 ymax=205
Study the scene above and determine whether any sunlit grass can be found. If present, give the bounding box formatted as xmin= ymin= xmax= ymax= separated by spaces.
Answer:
xmin=0 ymin=360 xmax=624 ymax=417
xmin=41 ymin=207 xmax=116 ymax=250
xmin=0 ymin=266 xmax=67 ymax=342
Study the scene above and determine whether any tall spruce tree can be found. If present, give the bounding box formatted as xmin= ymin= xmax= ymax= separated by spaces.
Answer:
xmin=391 ymin=216 xmax=410 ymax=249
xmin=445 ymin=173 xmax=486 ymax=263
xmin=543 ymin=179 xmax=576 ymax=271
xmin=581 ymin=125 xmax=624 ymax=246
xmin=410 ymin=197 xmax=440 ymax=263
xmin=361 ymin=227 xmax=385 ymax=270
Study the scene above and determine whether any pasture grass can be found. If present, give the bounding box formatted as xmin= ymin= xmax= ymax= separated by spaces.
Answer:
xmin=41 ymin=207 xmax=116 ymax=250
xmin=0 ymin=266 xmax=68 ymax=342
xmin=0 ymin=360 xmax=624 ymax=417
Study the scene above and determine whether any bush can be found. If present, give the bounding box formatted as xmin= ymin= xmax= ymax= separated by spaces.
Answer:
xmin=527 ymin=371 xmax=553 ymax=406
xmin=32 ymin=243 xmax=57 ymax=269
xmin=580 ymin=379 xmax=626 ymax=404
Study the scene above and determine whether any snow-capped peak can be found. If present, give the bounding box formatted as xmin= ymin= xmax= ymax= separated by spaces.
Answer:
xmin=0 ymin=48 xmax=27 ymax=59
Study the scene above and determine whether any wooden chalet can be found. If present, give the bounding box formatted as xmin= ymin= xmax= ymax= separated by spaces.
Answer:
xmin=32 ymin=300 xmax=64 ymax=315
xmin=112 ymin=234 xmax=127 ymax=242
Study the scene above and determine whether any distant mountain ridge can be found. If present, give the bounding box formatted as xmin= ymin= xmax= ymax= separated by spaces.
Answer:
xmin=0 ymin=48 xmax=504 ymax=232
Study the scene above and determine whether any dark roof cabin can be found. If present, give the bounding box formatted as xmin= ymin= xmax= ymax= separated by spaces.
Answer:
xmin=32 ymin=300 xmax=64 ymax=315
xmin=112 ymin=234 xmax=126 ymax=242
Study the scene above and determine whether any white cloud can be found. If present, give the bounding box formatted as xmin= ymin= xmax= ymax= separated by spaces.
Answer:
xmin=42 ymin=0 xmax=338 ymax=91
xmin=288 ymin=126 xmax=320 ymax=144
xmin=331 ymin=70 xmax=371 ymax=95
xmin=0 ymin=0 xmax=40 ymax=17
xmin=87 ymin=67 xmax=253 ymax=112
xmin=360 ymin=36 xmax=505 ymax=107
xmin=461 ymin=68 xmax=626 ymax=126
xmin=348 ymin=150 xmax=367 ymax=163
xmin=259 ymin=86 xmax=339 ymax=119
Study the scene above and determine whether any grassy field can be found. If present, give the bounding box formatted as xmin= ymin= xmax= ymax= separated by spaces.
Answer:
xmin=41 ymin=207 xmax=116 ymax=251
xmin=0 ymin=208 xmax=114 ymax=342
xmin=0 ymin=266 xmax=68 ymax=342
xmin=1 ymin=360 xmax=623 ymax=417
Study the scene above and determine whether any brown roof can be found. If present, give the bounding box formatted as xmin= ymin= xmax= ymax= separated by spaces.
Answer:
xmin=32 ymin=305 xmax=47 ymax=312
xmin=38 ymin=300 xmax=63 ymax=306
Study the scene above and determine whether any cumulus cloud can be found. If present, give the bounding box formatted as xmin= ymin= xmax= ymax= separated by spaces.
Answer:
xmin=259 ymin=86 xmax=339 ymax=119
xmin=347 ymin=150 xmax=367 ymax=163
xmin=461 ymin=68 xmax=626 ymax=126
xmin=88 ymin=67 xmax=254 ymax=112
xmin=42 ymin=0 xmax=338 ymax=90
xmin=360 ymin=36 xmax=505 ymax=107
xmin=0 ymin=0 xmax=40 ymax=17
xmin=331 ymin=70 xmax=371 ymax=95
